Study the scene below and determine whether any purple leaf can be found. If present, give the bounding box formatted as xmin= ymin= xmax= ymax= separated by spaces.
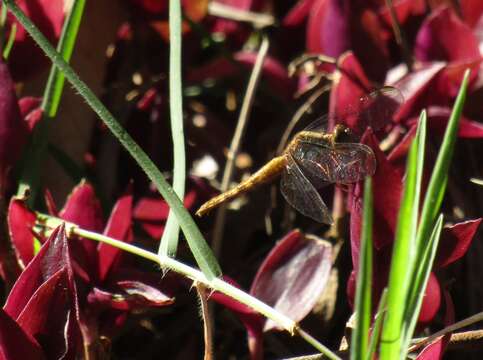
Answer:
xmin=88 ymin=281 xmax=174 ymax=310
xmin=249 ymin=230 xmax=332 ymax=331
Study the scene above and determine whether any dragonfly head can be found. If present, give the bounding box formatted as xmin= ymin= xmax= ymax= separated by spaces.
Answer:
xmin=333 ymin=124 xmax=356 ymax=144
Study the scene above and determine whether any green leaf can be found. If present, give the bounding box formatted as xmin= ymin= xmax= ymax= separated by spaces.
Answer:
xmin=399 ymin=69 xmax=471 ymax=353
xmin=351 ymin=177 xmax=373 ymax=360
xmin=379 ymin=110 xmax=426 ymax=359
xmin=414 ymin=69 xmax=469 ymax=250
xmin=401 ymin=215 xmax=443 ymax=352
xmin=2 ymin=22 xmax=15 ymax=59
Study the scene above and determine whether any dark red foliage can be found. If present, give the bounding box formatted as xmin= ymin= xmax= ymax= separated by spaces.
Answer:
xmin=306 ymin=0 xmax=425 ymax=81
xmin=0 ymin=308 xmax=45 ymax=360
xmin=7 ymin=197 xmax=37 ymax=268
xmin=7 ymin=0 xmax=65 ymax=80
xmin=436 ymin=219 xmax=482 ymax=268
xmin=3 ymin=225 xmax=80 ymax=359
xmin=414 ymin=6 xmax=480 ymax=63
xmin=0 ymin=61 xmax=28 ymax=189
xmin=7 ymin=182 xmax=174 ymax=353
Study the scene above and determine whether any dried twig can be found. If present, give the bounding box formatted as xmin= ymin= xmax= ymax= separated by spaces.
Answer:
xmin=211 ymin=35 xmax=270 ymax=256
xmin=208 ymin=2 xmax=274 ymax=28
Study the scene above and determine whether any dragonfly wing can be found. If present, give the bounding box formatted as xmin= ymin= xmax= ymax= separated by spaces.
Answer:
xmin=280 ymin=155 xmax=333 ymax=224
xmin=292 ymin=141 xmax=376 ymax=185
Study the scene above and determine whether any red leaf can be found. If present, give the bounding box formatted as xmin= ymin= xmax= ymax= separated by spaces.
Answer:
xmin=415 ymin=335 xmax=450 ymax=360
xmin=351 ymin=130 xmax=403 ymax=256
xmin=387 ymin=124 xmax=417 ymax=168
xmin=460 ymin=0 xmax=483 ymax=28
xmin=406 ymin=107 xmax=483 ymax=138
xmin=4 ymin=225 xmax=73 ymax=317
xmin=414 ymin=6 xmax=480 ymax=63
xmin=3 ymin=225 xmax=80 ymax=359
xmin=59 ymin=181 xmax=104 ymax=232
xmin=391 ymin=62 xmax=446 ymax=121
xmin=98 ymin=190 xmax=133 ymax=281
xmin=133 ymin=188 xmax=200 ymax=239
xmin=329 ymin=52 xmax=372 ymax=132
xmin=249 ymin=230 xmax=332 ymax=331
xmin=0 ymin=308 xmax=44 ymax=360
xmin=59 ymin=181 xmax=103 ymax=273
xmin=418 ymin=273 xmax=441 ymax=324
xmin=7 ymin=197 xmax=37 ymax=267
xmin=18 ymin=97 xmax=43 ymax=130
xmin=416 ymin=290 xmax=453 ymax=360
xmin=306 ymin=0 xmax=349 ymax=57
xmin=435 ymin=219 xmax=482 ymax=268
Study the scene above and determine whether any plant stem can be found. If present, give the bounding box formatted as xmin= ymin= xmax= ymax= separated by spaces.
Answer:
xmin=73 ymin=226 xmax=296 ymax=333
xmin=159 ymin=0 xmax=186 ymax=257
xmin=211 ymin=34 xmax=269 ymax=256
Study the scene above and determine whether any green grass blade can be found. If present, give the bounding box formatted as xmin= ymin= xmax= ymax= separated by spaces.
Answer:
xmin=2 ymin=22 xmax=15 ymax=59
xmin=366 ymin=289 xmax=388 ymax=360
xmin=379 ymin=111 xmax=426 ymax=359
xmin=351 ymin=177 xmax=373 ymax=360
xmin=48 ymin=143 xmax=84 ymax=183
xmin=16 ymin=0 xmax=86 ymax=204
xmin=42 ymin=0 xmax=86 ymax=116
xmin=414 ymin=70 xmax=469 ymax=250
xmin=398 ymin=69 xmax=470 ymax=352
xmin=3 ymin=0 xmax=222 ymax=279
xmin=401 ymin=215 xmax=443 ymax=353
xmin=159 ymin=0 xmax=186 ymax=257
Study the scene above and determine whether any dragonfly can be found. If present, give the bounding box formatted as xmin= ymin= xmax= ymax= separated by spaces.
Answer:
xmin=196 ymin=87 xmax=402 ymax=224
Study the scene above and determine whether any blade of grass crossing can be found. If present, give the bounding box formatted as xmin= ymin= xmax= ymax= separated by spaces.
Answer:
xmin=42 ymin=0 xmax=86 ymax=116
xmin=159 ymin=0 xmax=186 ymax=257
xmin=2 ymin=0 xmax=222 ymax=280
xmin=379 ymin=111 xmax=426 ymax=359
xmin=2 ymin=22 xmax=15 ymax=59
xmin=414 ymin=70 xmax=469 ymax=250
xmin=401 ymin=215 xmax=444 ymax=354
xmin=351 ymin=177 xmax=373 ymax=360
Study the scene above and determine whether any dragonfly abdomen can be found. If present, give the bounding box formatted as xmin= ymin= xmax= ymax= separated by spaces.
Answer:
xmin=196 ymin=155 xmax=287 ymax=217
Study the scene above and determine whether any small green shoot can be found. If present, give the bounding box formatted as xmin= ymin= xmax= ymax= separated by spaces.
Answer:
xmin=351 ymin=177 xmax=373 ymax=360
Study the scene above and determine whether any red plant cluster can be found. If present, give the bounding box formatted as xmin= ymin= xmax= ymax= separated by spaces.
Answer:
xmin=0 ymin=0 xmax=481 ymax=358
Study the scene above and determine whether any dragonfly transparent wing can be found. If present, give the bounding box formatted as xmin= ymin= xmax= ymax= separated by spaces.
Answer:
xmin=310 ymin=86 xmax=403 ymax=136
xmin=280 ymin=154 xmax=333 ymax=224
xmin=354 ymin=86 xmax=403 ymax=134
xmin=291 ymin=141 xmax=376 ymax=186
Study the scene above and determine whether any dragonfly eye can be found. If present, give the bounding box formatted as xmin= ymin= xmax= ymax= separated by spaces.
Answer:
xmin=334 ymin=127 xmax=356 ymax=143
